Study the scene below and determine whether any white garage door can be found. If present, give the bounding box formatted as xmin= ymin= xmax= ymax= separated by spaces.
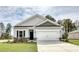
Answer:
xmin=36 ymin=29 xmax=60 ymax=40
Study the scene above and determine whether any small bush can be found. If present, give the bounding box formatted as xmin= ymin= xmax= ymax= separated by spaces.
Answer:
xmin=13 ymin=38 xmax=28 ymax=43
xmin=62 ymin=33 xmax=68 ymax=42
xmin=59 ymin=37 xmax=62 ymax=41
xmin=0 ymin=33 xmax=12 ymax=39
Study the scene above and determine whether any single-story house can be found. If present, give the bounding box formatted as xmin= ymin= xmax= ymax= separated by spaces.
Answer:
xmin=68 ymin=29 xmax=79 ymax=39
xmin=14 ymin=14 xmax=63 ymax=41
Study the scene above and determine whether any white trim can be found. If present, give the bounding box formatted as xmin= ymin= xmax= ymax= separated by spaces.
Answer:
xmin=36 ymin=19 xmax=61 ymax=26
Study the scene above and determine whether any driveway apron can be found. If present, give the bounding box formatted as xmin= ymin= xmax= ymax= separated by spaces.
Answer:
xmin=37 ymin=40 xmax=79 ymax=52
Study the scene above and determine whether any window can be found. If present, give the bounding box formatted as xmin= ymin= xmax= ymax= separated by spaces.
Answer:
xmin=29 ymin=29 xmax=34 ymax=40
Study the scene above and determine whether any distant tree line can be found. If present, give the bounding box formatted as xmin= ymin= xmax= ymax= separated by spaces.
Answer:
xmin=45 ymin=15 xmax=77 ymax=33
xmin=0 ymin=23 xmax=12 ymax=39
xmin=46 ymin=15 xmax=56 ymax=22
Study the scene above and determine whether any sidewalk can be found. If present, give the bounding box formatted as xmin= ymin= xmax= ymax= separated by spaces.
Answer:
xmin=0 ymin=39 xmax=13 ymax=42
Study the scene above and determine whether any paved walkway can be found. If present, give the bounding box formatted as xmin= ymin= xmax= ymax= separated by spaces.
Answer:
xmin=37 ymin=40 xmax=79 ymax=52
xmin=0 ymin=39 xmax=13 ymax=42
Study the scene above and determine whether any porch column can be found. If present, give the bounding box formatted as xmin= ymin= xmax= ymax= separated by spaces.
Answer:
xmin=33 ymin=26 xmax=36 ymax=39
xmin=25 ymin=29 xmax=29 ymax=38
xmin=23 ymin=30 xmax=25 ymax=38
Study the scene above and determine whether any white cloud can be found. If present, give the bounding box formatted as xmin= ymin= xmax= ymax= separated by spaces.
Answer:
xmin=0 ymin=6 xmax=79 ymax=26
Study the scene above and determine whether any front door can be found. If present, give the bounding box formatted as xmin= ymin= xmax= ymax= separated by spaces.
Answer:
xmin=19 ymin=31 xmax=23 ymax=38
xmin=29 ymin=29 xmax=34 ymax=40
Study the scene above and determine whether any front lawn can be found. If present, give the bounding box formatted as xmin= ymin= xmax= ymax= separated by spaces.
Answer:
xmin=0 ymin=42 xmax=37 ymax=52
xmin=68 ymin=39 xmax=79 ymax=45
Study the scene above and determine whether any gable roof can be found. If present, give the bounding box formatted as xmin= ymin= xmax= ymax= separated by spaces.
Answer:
xmin=14 ymin=14 xmax=60 ymax=27
xmin=15 ymin=14 xmax=46 ymax=27
xmin=36 ymin=19 xmax=60 ymax=27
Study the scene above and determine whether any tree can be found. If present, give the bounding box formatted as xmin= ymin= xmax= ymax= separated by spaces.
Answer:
xmin=6 ymin=23 xmax=12 ymax=38
xmin=0 ymin=22 xmax=5 ymax=38
xmin=57 ymin=20 xmax=62 ymax=25
xmin=62 ymin=19 xmax=77 ymax=33
xmin=71 ymin=23 xmax=77 ymax=31
xmin=74 ymin=20 xmax=79 ymax=29
xmin=58 ymin=19 xmax=76 ymax=42
xmin=45 ymin=15 xmax=56 ymax=22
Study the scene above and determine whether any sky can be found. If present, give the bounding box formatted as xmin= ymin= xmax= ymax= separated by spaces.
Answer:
xmin=0 ymin=6 xmax=79 ymax=26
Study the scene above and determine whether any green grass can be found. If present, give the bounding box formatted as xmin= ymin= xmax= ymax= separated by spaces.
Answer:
xmin=68 ymin=39 xmax=79 ymax=45
xmin=0 ymin=42 xmax=37 ymax=52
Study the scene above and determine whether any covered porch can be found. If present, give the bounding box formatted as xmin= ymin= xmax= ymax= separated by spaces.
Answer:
xmin=14 ymin=27 xmax=37 ymax=42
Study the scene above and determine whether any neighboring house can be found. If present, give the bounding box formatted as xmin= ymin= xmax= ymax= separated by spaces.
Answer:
xmin=68 ymin=30 xmax=79 ymax=39
xmin=14 ymin=14 xmax=63 ymax=41
xmin=68 ymin=20 xmax=79 ymax=39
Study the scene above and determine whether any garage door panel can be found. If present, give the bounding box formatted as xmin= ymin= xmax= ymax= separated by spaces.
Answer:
xmin=36 ymin=29 xmax=60 ymax=40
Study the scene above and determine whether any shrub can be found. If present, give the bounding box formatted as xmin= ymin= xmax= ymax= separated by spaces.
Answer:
xmin=13 ymin=38 xmax=28 ymax=43
xmin=0 ymin=33 xmax=12 ymax=39
xmin=62 ymin=33 xmax=68 ymax=42
xmin=59 ymin=37 xmax=62 ymax=41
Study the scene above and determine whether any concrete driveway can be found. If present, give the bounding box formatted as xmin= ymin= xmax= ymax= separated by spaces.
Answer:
xmin=37 ymin=40 xmax=79 ymax=52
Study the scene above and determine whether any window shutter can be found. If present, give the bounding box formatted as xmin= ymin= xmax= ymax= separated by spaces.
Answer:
xmin=17 ymin=30 xmax=18 ymax=38
xmin=24 ymin=30 xmax=25 ymax=37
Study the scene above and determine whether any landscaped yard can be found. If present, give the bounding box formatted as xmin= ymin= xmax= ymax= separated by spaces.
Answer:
xmin=0 ymin=42 xmax=37 ymax=52
xmin=68 ymin=39 xmax=79 ymax=45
